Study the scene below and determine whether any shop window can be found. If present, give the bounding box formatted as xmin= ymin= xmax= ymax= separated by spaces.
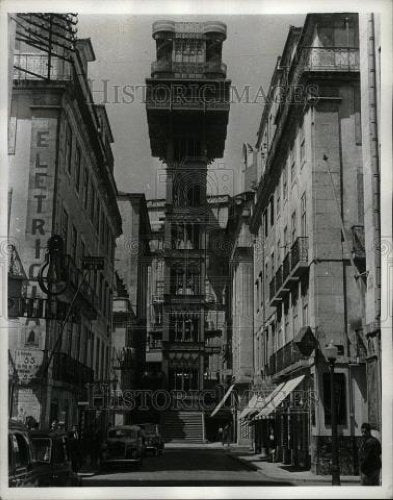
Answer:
xmin=323 ymin=372 xmax=347 ymax=426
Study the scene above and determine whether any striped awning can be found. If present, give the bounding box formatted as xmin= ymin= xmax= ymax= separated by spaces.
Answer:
xmin=256 ymin=375 xmax=305 ymax=419
xmin=210 ymin=384 xmax=235 ymax=417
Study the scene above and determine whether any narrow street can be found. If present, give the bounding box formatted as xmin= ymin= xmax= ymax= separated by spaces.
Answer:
xmin=81 ymin=448 xmax=294 ymax=486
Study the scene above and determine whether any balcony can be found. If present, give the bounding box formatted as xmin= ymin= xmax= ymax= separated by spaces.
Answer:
xmin=151 ymin=60 xmax=227 ymax=78
xmin=302 ymin=46 xmax=360 ymax=72
xmin=290 ymin=237 xmax=309 ymax=277
xmin=13 ymin=53 xmax=72 ymax=81
xmin=8 ymin=296 xmax=78 ymax=321
xmin=64 ymin=255 xmax=100 ymax=319
xmin=269 ymin=340 xmax=309 ymax=376
xmin=52 ymin=351 xmax=94 ymax=386
xmin=269 ymin=238 xmax=309 ymax=308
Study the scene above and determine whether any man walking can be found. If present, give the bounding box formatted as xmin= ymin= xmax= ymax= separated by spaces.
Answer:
xmin=359 ymin=423 xmax=381 ymax=485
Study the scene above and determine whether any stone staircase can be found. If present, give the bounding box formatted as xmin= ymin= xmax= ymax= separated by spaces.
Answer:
xmin=161 ymin=411 xmax=205 ymax=443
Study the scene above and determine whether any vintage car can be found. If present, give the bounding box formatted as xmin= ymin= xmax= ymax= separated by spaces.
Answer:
xmin=101 ymin=425 xmax=145 ymax=469
xmin=29 ymin=430 xmax=80 ymax=486
xmin=9 ymin=420 xmax=39 ymax=487
xmin=138 ymin=423 xmax=164 ymax=456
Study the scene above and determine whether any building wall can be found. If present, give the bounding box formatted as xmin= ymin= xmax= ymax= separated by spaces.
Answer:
xmin=8 ymin=38 xmax=120 ymax=428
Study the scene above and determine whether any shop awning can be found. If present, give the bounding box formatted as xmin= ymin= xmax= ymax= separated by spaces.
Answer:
xmin=210 ymin=384 xmax=235 ymax=417
xmin=256 ymin=374 xmax=305 ymax=419
xmin=239 ymin=381 xmax=286 ymax=420
xmin=238 ymin=394 xmax=259 ymax=420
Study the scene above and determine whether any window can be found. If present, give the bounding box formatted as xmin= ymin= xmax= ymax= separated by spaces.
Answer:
xmin=83 ymin=169 xmax=89 ymax=209
xmin=302 ymin=303 xmax=308 ymax=326
xmin=90 ymin=182 xmax=96 ymax=222
xmin=256 ymin=280 xmax=260 ymax=311
xmin=71 ymin=225 xmax=77 ymax=262
xmin=100 ymin=214 xmax=106 ymax=246
xmin=283 ymin=165 xmax=288 ymax=199
xmin=67 ymin=323 xmax=73 ymax=356
xmin=100 ymin=274 xmax=104 ymax=310
xmin=290 ymin=147 xmax=296 ymax=182
xmin=95 ymin=200 xmax=101 ymax=234
xmin=277 ymin=239 xmax=281 ymax=264
xmin=80 ymin=240 xmax=86 ymax=266
xmin=271 ymin=252 xmax=275 ymax=275
xmin=75 ymin=145 xmax=81 ymax=192
xmin=83 ymin=326 xmax=89 ymax=365
xmin=62 ymin=209 xmax=69 ymax=251
xmin=299 ymin=126 xmax=305 ymax=166
xmin=95 ymin=337 xmax=100 ymax=376
xmin=283 ymin=226 xmax=288 ymax=252
xmin=259 ymin=272 xmax=263 ymax=307
xmin=276 ymin=183 xmax=281 ymax=217
xmin=291 ymin=211 xmax=297 ymax=244
xmin=263 ymin=210 xmax=268 ymax=237
xmin=323 ymin=372 xmax=347 ymax=426
xmin=301 ymin=192 xmax=307 ymax=236
xmin=269 ymin=196 xmax=274 ymax=226
xmin=66 ymin=124 xmax=72 ymax=175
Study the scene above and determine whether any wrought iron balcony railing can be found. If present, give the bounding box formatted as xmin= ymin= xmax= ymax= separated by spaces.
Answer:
xmin=269 ymin=340 xmax=309 ymax=376
xmin=290 ymin=237 xmax=309 ymax=273
xmin=302 ymin=46 xmax=360 ymax=72
xmin=151 ymin=60 xmax=227 ymax=77
xmin=8 ymin=296 xmax=77 ymax=321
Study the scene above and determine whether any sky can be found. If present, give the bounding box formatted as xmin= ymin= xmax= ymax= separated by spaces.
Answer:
xmin=77 ymin=14 xmax=306 ymax=199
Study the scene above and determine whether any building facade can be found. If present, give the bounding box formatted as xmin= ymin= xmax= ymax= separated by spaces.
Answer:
xmin=359 ymin=13 xmax=382 ymax=437
xmin=249 ymin=13 xmax=368 ymax=474
xmin=8 ymin=18 xmax=121 ymax=431
xmin=145 ymin=20 xmax=230 ymax=416
xmin=115 ymin=193 xmax=152 ymax=396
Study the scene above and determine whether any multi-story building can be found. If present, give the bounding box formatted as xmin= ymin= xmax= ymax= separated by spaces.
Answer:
xmin=145 ymin=20 xmax=231 ymax=441
xmin=8 ymin=16 xmax=122 ymax=431
xmin=359 ymin=13 xmax=382 ymax=437
xmin=249 ymin=13 xmax=368 ymax=474
xmin=115 ymin=192 xmax=152 ymax=396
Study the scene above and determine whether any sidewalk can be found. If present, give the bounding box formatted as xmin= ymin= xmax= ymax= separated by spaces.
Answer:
xmin=229 ymin=450 xmax=359 ymax=485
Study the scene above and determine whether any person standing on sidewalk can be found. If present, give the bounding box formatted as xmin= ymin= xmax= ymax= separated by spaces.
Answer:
xmin=359 ymin=423 xmax=381 ymax=485
xmin=68 ymin=425 xmax=81 ymax=473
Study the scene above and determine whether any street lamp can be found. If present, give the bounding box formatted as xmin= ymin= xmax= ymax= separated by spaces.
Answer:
xmin=325 ymin=341 xmax=340 ymax=486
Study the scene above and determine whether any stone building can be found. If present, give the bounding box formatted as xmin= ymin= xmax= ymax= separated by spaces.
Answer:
xmin=359 ymin=13 xmax=382 ymax=437
xmin=249 ymin=13 xmax=368 ymax=474
xmin=8 ymin=17 xmax=121 ymax=430
xmin=115 ymin=192 xmax=152 ymax=395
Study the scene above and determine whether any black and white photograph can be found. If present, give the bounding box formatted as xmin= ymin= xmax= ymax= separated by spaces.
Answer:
xmin=1 ymin=1 xmax=392 ymax=498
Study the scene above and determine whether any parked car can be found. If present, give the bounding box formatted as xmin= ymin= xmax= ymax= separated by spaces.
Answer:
xmin=101 ymin=425 xmax=145 ymax=469
xmin=8 ymin=420 xmax=39 ymax=487
xmin=138 ymin=423 xmax=164 ymax=456
xmin=29 ymin=430 xmax=80 ymax=486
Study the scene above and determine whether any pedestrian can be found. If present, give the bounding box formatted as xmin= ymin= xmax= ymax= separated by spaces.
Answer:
xmin=68 ymin=425 xmax=81 ymax=473
xmin=268 ymin=425 xmax=276 ymax=462
xmin=218 ymin=426 xmax=224 ymax=445
xmin=359 ymin=423 xmax=381 ymax=485
xmin=225 ymin=423 xmax=232 ymax=447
